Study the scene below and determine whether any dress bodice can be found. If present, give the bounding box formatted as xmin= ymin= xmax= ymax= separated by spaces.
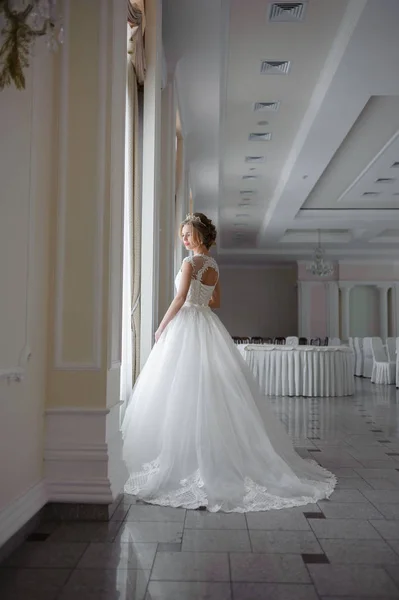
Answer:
xmin=175 ymin=254 xmax=219 ymax=307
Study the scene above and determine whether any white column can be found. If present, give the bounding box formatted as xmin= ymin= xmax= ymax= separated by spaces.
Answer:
xmin=45 ymin=0 xmax=128 ymax=505
xmin=140 ymin=0 xmax=162 ymax=367
xmin=325 ymin=281 xmax=339 ymax=338
xmin=174 ymin=135 xmax=187 ymax=273
xmin=297 ymin=281 xmax=312 ymax=338
xmin=378 ymin=285 xmax=389 ymax=341
xmin=158 ymin=77 xmax=177 ymax=320
xmin=339 ymin=284 xmax=352 ymax=341
xmin=393 ymin=283 xmax=399 ymax=336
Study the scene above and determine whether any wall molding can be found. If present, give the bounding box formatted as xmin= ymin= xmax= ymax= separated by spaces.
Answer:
xmin=0 ymin=481 xmax=47 ymax=549
xmin=54 ymin=0 xmax=108 ymax=371
xmin=338 ymin=280 xmax=396 ymax=288
xmin=0 ymin=37 xmax=43 ymax=383
xmin=220 ymin=263 xmax=296 ymax=270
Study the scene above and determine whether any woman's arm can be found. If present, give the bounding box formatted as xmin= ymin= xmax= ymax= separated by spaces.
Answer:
xmin=155 ymin=260 xmax=192 ymax=342
xmin=209 ymin=280 xmax=221 ymax=309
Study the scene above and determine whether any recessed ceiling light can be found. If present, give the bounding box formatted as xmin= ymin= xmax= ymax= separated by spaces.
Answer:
xmin=245 ymin=156 xmax=265 ymax=163
xmin=236 ymin=213 xmax=250 ymax=218
xmin=257 ymin=120 xmax=269 ymax=126
xmin=249 ymin=132 xmax=272 ymax=142
xmin=375 ymin=178 xmax=396 ymax=183
xmin=249 ymin=167 xmax=257 ymax=171
xmin=242 ymin=175 xmax=258 ymax=180
xmin=362 ymin=192 xmax=380 ymax=196
xmin=240 ymin=190 xmax=256 ymax=195
xmin=260 ymin=60 xmax=291 ymax=75
xmin=269 ymin=3 xmax=307 ymax=23
xmin=254 ymin=101 xmax=280 ymax=112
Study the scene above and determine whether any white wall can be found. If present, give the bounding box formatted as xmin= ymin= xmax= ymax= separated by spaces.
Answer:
xmin=217 ymin=266 xmax=298 ymax=338
xmin=349 ymin=285 xmax=380 ymax=337
xmin=0 ymin=44 xmax=54 ymax=513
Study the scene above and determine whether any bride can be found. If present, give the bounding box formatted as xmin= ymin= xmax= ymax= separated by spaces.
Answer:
xmin=122 ymin=213 xmax=336 ymax=513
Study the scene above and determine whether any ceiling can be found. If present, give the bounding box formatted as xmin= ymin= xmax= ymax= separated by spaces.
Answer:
xmin=163 ymin=0 xmax=399 ymax=264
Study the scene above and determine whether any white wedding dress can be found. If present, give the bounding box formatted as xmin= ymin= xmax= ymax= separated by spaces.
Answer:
xmin=122 ymin=254 xmax=336 ymax=512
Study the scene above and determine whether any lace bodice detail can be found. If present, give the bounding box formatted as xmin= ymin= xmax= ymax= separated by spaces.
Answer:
xmin=175 ymin=254 xmax=219 ymax=306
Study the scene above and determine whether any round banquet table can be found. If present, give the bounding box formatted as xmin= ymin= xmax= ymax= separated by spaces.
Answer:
xmin=237 ymin=344 xmax=355 ymax=397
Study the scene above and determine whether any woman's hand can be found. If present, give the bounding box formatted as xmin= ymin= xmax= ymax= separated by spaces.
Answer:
xmin=155 ymin=328 xmax=163 ymax=343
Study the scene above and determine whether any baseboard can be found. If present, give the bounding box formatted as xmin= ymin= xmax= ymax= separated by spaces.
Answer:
xmin=0 ymin=481 xmax=47 ymax=550
xmin=46 ymin=478 xmax=113 ymax=504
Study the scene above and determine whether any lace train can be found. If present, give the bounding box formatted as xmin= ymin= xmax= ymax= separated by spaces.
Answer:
xmin=124 ymin=457 xmax=336 ymax=513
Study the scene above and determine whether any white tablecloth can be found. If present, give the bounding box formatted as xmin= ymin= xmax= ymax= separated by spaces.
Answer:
xmin=237 ymin=344 xmax=355 ymax=397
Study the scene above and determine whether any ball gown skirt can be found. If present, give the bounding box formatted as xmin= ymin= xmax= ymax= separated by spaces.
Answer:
xmin=122 ymin=302 xmax=336 ymax=513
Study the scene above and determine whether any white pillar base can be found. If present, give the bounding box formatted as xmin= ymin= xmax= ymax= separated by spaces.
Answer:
xmin=44 ymin=402 xmax=127 ymax=503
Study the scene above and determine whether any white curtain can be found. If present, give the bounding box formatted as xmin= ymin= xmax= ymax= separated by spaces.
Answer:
xmin=120 ymin=59 xmax=134 ymax=423
xmin=121 ymin=58 xmax=142 ymax=422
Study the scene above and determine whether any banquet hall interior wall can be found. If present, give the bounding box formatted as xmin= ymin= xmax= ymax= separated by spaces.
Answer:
xmin=217 ymin=266 xmax=298 ymax=338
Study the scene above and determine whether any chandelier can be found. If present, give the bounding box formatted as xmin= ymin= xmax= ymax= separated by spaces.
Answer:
xmin=306 ymin=230 xmax=334 ymax=277
xmin=0 ymin=0 xmax=64 ymax=90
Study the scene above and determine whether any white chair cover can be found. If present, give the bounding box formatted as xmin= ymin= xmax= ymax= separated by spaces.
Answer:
xmin=371 ymin=337 xmax=395 ymax=385
xmin=328 ymin=337 xmax=341 ymax=346
xmin=396 ymin=338 xmax=399 ymax=388
xmin=286 ymin=336 xmax=299 ymax=347
xmin=386 ymin=337 xmax=397 ymax=382
xmin=362 ymin=337 xmax=374 ymax=378
xmin=348 ymin=337 xmax=355 ymax=375
xmin=353 ymin=337 xmax=363 ymax=377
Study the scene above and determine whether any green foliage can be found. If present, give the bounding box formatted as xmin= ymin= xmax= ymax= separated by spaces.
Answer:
xmin=0 ymin=1 xmax=46 ymax=91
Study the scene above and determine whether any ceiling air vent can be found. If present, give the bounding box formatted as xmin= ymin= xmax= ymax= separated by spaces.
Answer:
xmin=249 ymin=132 xmax=272 ymax=142
xmin=254 ymin=101 xmax=280 ymax=112
xmin=375 ymin=178 xmax=396 ymax=183
xmin=269 ymin=2 xmax=307 ymax=22
xmin=245 ymin=156 xmax=264 ymax=163
xmin=362 ymin=192 xmax=380 ymax=196
xmin=261 ymin=60 xmax=291 ymax=75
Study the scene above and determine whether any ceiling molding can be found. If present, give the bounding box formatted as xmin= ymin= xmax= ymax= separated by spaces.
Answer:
xmin=257 ymin=0 xmax=368 ymax=242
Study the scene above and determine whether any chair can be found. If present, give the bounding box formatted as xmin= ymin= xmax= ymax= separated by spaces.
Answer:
xmin=298 ymin=337 xmax=307 ymax=346
xmin=396 ymin=338 xmax=399 ymax=388
xmin=362 ymin=337 xmax=374 ymax=378
xmin=386 ymin=337 xmax=397 ymax=382
xmin=353 ymin=337 xmax=364 ymax=377
xmin=321 ymin=337 xmax=329 ymax=346
xmin=286 ymin=336 xmax=299 ymax=347
xmin=273 ymin=337 xmax=286 ymax=345
xmin=371 ymin=337 xmax=395 ymax=384
xmin=329 ymin=337 xmax=341 ymax=346
xmin=263 ymin=337 xmax=273 ymax=344
xmin=310 ymin=338 xmax=321 ymax=346
xmin=250 ymin=336 xmax=264 ymax=344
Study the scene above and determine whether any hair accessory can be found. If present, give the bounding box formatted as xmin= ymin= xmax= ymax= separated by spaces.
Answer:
xmin=185 ymin=213 xmax=203 ymax=225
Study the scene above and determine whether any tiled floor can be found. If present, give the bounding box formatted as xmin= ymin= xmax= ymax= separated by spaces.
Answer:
xmin=2 ymin=379 xmax=399 ymax=599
